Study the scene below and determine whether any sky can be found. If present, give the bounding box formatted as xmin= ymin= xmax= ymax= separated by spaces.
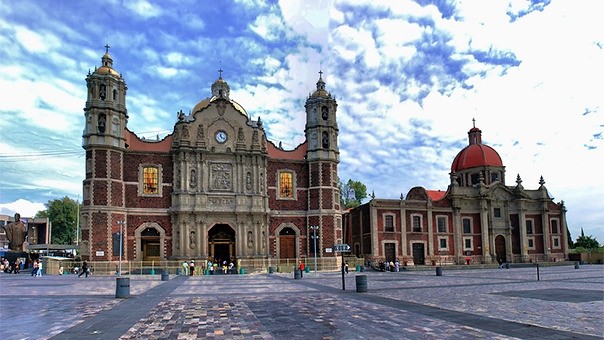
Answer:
xmin=0 ymin=0 xmax=602 ymax=244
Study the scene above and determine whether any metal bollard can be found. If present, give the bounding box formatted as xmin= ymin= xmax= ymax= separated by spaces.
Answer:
xmin=294 ymin=268 xmax=301 ymax=279
xmin=356 ymin=275 xmax=367 ymax=292
xmin=115 ymin=277 xmax=130 ymax=298
xmin=574 ymin=262 xmax=580 ymax=269
xmin=436 ymin=267 xmax=443 ymax=276
xmin=161 ymin=269 xmax=169 ymax=281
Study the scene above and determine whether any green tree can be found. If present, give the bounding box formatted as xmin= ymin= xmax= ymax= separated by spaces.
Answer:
xmin=574 ymin=235 xmax=600 ymax=249
xmin=339 ymin=179 xmax=368 ymax=209
xmin=35 ymin=196 xmax=80 ymax=244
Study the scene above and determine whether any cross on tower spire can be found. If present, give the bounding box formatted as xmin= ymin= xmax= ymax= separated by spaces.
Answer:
xmin=472 ymin=118 xmax=476 ymax=128
xmin=105 ymin=44 xmax=110 ymax=54
xmin=218 ymin=67 xmax=223 ymax=79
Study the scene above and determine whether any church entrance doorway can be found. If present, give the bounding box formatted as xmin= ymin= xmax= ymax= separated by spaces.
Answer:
xmin=279 ymin=227 xmax=296 ymax=259
xmin=412 ymin=243 xmax=425 ymax=265
xmin=495 ymin=235 xmax=507 ymax=263
xmin=141 ymin=227 xmax=161 ymax=261
xmin=384 ymin=243 xmax=395 ymax=263
xmin=208 ymin=224 xmax=235 ymax=264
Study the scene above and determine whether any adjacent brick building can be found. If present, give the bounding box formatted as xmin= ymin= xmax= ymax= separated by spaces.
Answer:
xmin=344 ymin=122 xmax=570 ymax=265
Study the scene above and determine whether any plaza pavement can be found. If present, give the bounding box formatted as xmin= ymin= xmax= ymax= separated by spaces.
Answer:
xmin=0 ymin=264 xmax=602 ymax=339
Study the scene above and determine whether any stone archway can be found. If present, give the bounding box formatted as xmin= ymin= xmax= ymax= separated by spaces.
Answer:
xmin=495 ymin=235 xmax=506 ymax=264
xmin=208 ymin=224 xmax=235 ymax=264
xmin=275 ymin=223 xmax=301 ymax=259
xmin=135 ymin=223 xmax=166 ymax=260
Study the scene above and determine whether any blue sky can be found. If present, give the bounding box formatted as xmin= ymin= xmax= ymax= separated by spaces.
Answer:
xmin=1 ymin=0 xmax=602 ymax=244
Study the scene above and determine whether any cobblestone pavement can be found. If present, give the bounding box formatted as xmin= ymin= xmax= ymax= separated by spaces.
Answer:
xmin=0 ymin=265 xmax=602 ymax=339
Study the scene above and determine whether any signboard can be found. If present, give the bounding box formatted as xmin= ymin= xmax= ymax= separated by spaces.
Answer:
xmin=333 ymin=244 xmax=351 ymax=252
xmin=96 ymin=250 xmax=105 ymax=256
xmin=326 ymin=248 xmax=332 ymax=253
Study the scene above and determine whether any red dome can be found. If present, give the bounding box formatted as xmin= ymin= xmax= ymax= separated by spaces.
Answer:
xmin=451 ymin=144 xmax=503 ymax=172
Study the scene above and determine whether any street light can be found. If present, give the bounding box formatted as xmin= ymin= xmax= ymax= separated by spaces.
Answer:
xmin=117 ymin=220 xmax=126 ymax=276
xmin=309 ymin=225 xmax=320 ymax=273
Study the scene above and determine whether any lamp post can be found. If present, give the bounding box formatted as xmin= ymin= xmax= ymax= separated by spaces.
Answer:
xmin=117 ymin=220 xmax=126 ymax=276
xmin=309 ymin=225 xmax=320 ymax=273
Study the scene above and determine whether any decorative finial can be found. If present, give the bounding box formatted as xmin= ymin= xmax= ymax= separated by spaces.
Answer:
xmin=539 ymin=176 xmax=545 ymax=186
xmin=105 ymin=43 xmax=110 ymax=54
xmin=318 ymin=69 xmax=323 ymax=79
xmin=472 ymin=118 xmax=476 ymax=128
xmin=218 ymin=60 xmax=223 ymax=79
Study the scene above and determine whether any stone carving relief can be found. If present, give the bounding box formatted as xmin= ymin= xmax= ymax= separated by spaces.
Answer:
xmin=182 ymin=125 xmax=190 ymax=139
xmin=262 ymin=230 xmax=266 ymax=249
xmin=190 ymin=169 xmax=197 ymax=188
xmin=189 ymin=230 xmax=196 ymax=249
xmin=252 ymin=130 xmax=259 ymax=144
xmin=246 ymin=172 xmax=252 ymax=190
xmin=310 ymin=132 xmax=318 ymax=149
xmin=216 ymin=100 xmax=227 ymax=115
xmin=238 ymin=128 xmax=245 ymax=142
xmin=247 ymin=230 xmax=253 ymax=248
xmin=210 ymin=163 xmax=232 ymax=191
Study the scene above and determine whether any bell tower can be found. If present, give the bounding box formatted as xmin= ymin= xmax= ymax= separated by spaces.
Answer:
xmin=82 ymin=44 xmax=128 ymax=149
xmin=304 ymin=71 xmax=342 ymax=249
xmin=81 ymin=45 xmax=129 ymax=261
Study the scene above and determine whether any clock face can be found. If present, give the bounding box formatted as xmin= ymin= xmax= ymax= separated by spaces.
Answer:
xmin=215 ymin=131 xmax=227 ymax=143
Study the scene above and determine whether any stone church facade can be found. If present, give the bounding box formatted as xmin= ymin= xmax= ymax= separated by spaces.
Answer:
xmin=344 ymin=124 xmax=570 ymax=265
xmin=80 ymin=49 xmax=342 ymax=262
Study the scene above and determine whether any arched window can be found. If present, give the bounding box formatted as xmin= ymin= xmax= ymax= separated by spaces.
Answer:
xmin=322 ymin=131 xmax=329 ymax=148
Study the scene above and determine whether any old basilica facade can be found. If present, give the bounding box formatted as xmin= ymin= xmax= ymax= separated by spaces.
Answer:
xmin=80 ymin=49 xmax=341 ymax=262
xmin=80 ymin=48 xmax=569 ymax=265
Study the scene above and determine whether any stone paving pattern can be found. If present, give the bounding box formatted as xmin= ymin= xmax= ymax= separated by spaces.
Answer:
xmin=0 ymin=265 xmax=602 ymax=339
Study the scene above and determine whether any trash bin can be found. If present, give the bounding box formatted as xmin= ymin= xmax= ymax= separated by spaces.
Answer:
xmin=294 ymin=268 xmax=301 ymax=279
xmin=305 ymin=266 xmax=310 ymax=273
xmin=239 ymin=268 xmax=245 ymax=275
xmin=161 ymin=269 xmax=169 ymax=281
xmin=436 ymin=267 xmax=443 ymax=276
xmin=176 ymin=268 xmax=181 ymax=275
xmin=355 ymin=265 xmax=361 ymax=272
xmin=574 ymin=262 xmax=580 ymax=269
xmin=505 ymin=262 xmax=510 ymax=269
xmin=115 ymin=277 xmax=130 ymax=298
xmin=269 ymin=266 xmax=275 ymax=274
xmin=356 ymin=275 xmax=367 ymax=292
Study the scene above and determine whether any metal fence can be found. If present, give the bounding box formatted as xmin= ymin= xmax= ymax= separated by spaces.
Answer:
xmin=43 ymin=256 xmax=365 ymax=276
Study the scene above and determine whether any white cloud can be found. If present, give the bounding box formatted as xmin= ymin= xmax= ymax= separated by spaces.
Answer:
xmin=0 ymin=199 xmax=46 ymax=218
xmin=123 ymin=0 xmax=162 ymax=19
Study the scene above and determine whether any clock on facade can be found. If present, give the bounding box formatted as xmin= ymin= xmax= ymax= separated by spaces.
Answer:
xmin=215 ymin=130 xmax=227 ymax=143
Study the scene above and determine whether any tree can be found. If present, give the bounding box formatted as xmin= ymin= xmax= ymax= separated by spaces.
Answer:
xmin=35 ymin=196 xmax=80 ymax=244
xmin=574 ymin=235 xmax=600 ymax=249
xmin=339 ymin=179 xmax=368 ymax=209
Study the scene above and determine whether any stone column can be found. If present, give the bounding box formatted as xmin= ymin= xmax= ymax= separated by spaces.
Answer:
xmin=518 ymin=201 xmax=529 ymax=262
xmin=399 ymin=204 xmax=407 ymax=258
xmin=453 ymin=207 xmax=463 ymax=263
xmin=480 ymin=202 xmax=492 ymax=263
xmin=200 ymin=221 xmax=207 ymax=258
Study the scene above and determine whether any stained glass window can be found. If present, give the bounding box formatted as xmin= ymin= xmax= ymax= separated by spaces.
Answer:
xmin=143 ymin=166 xmax=159 ymax=195
xmin=279 ymin=172 xmax=293 ymax=198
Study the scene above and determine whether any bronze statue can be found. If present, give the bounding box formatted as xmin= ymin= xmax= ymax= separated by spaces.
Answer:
xmin=3 ymin=213 xmax=27 ymax=251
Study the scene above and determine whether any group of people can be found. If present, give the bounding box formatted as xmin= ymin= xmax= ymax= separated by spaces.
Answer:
xmin=377 ymin=260 xmax=401 ymax=272
xmin=181 ymin=258 xmax=239 ymax=275
xmin=1 ymin=257 xmax=22 ymax=274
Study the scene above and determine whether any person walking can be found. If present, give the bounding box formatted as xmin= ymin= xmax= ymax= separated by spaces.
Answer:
xmin=189 ymin=260 xmax=195 ymax=276
xmin=78 ymin=261 xmax=89 ymax=278
xmin=298 ymin=261 xmax=305 ymax=278
xmin=181 ymin=260 xmax=189 ymax=276
xmin=31 ymin=260 xmax=39 ymax=276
